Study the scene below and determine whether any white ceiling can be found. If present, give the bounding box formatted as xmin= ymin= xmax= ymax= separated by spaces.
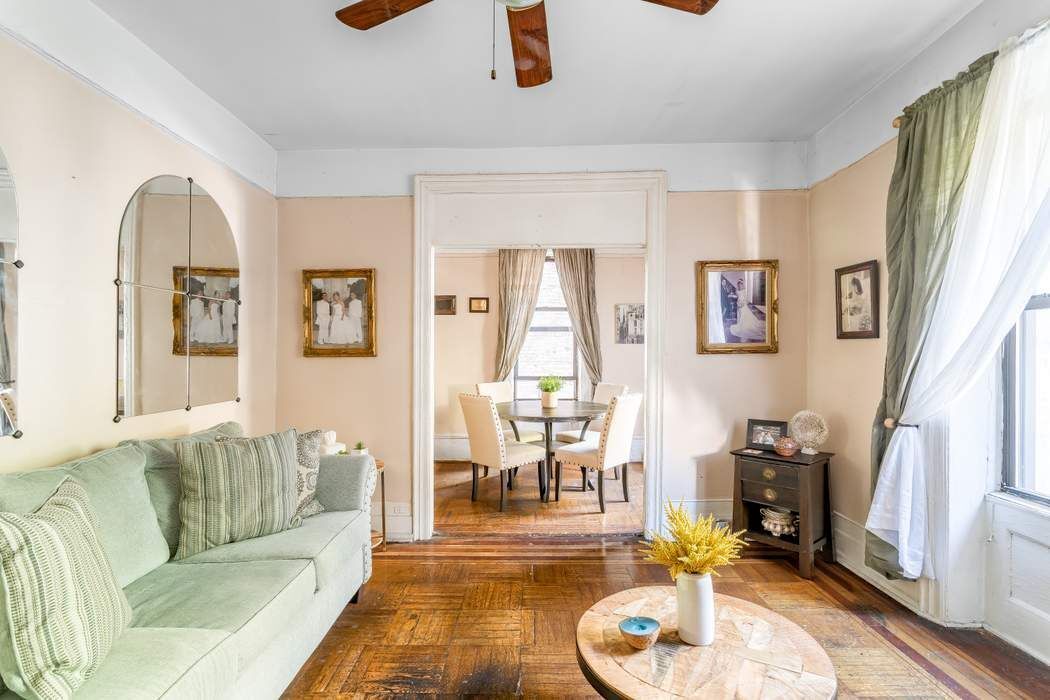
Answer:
xmin=89 ymin=0 xmax=981 ymax=151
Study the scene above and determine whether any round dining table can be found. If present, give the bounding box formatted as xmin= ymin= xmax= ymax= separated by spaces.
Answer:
xmin=496 ymin=400 xmax=608 ymax=502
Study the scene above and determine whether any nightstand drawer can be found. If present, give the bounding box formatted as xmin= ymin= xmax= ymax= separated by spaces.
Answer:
xmin=740 ymin=459 xmax=798 ymax=488
xmin=741 ymin=480 xmax=800 ymax=510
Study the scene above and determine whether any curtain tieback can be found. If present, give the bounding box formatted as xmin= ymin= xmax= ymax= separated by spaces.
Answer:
xmin=883 ymin=418 xmax=918 ymax=429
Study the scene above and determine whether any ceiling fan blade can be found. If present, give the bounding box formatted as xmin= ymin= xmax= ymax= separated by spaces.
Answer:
xmin=506 ymin=1 xmax=552 ymax=88
xmin=335 ymin=0 xmax=434 ymax=30
xmin=641 ymin=0 xmax=719 ymax=15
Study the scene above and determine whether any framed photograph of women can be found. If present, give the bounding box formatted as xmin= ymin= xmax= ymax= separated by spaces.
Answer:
xmin=835 ymin=260 xmax=879 ymax=339
xmin=172 ymin=267 xmax=239 ymax=356
xmin=695 ymin=260 xmax=779 ymax=354
xmin=302 ymin=268 xmax=376 ymax=357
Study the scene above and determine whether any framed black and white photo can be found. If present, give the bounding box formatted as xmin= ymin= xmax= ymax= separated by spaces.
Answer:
xmin=746 ymin=419 xmax=788 ymax=451
xmin=614 ymin=304 xmax=645 ymax=344
xmin=173 ymin=267 xmax=239 ymax=356
xmin=302 ymin=269 xmax=376 ymax=357
xmin=696 ymin=260 xmax=779 ymax=354
xmin=836 ymin=260 xmax=879 ymax=339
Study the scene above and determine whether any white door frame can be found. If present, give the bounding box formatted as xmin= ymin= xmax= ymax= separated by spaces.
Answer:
xmin=412 ymin=171 xmax=668 ymax=540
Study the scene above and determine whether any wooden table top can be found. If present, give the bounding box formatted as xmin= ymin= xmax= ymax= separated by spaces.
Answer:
xmin=497 ymin=400 xmax=608 ymax=423
xmin=576 ymin=586 xmax=836 ymax=699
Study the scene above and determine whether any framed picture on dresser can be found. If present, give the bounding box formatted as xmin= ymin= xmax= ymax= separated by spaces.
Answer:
xmin=302 ymin=269 xmax=376 ymax=357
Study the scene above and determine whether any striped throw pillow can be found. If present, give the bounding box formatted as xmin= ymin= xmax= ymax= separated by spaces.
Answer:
xmin=0 ymin=479 xmax=132 ymax=700
xmin=219 ymin=429 xmax=325 ymax=519
xmin=174 ymin=429 xmax=301 ymax=560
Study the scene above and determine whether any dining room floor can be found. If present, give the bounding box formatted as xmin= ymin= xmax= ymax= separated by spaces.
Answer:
xmin=433 ymin=460 xmax=645 ymax=537
xmin=281 ymin=535 xmax=1050 ymax=698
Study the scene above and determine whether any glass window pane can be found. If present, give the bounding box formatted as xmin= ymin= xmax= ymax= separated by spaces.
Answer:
xmin=517 ymin=330 xmax=574 ymax=376
xmin=1019 ymin=307 xmax=1050 ymax=497
xmin=532 ymin=310 xmax=571 ymax=328
xmin=536 ymin=260 xmax=567 ymax=308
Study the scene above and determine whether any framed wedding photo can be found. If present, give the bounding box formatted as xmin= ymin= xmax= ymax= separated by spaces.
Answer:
xmin=696 ymin=260 xmax=779 ymax=354
xmin=302 ymin=269 xmax=376 ymax=357
xmin=836 ymin=260 xmax=879 ymax=339
xmin=746 ymin=419 xmax=788 ymax=451
xmin=172 ymin=266 xmax=239 ymax=356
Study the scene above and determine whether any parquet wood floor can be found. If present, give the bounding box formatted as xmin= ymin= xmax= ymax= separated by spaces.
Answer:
xmin=283 ymin=536 xmax=1050 ymax=699
xmin=434 ymin=460 xmax=645 ymax=537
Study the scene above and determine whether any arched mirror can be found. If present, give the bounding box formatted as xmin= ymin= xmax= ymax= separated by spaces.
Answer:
xmin=116 ymin=176 xmax=239 ymax=419
xmin=0 ymin=147 xmax=20 ymax=437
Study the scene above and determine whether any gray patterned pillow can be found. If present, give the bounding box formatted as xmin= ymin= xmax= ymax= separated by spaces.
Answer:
xmin=219 ymin=429 xmax=325 ymax=519
xmin=0 ymin=479 xmax=132 ymax=700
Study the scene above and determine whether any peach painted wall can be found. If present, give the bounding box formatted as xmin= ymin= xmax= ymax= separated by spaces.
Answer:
xmin=806 ymin=141 xmax=896 ymax=524
xmin=0 ymin=34 xmax=277 ymax=472
xmin=662 ymin=191 xmax=810 ymax=509
xmin=595 ymin=254 xmax=646 ymax=436
xmin=275 ymin=197 xmax=414 ymax=511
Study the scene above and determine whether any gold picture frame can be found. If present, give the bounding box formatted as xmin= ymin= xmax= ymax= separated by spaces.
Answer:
xmin=696 ymin=260 xmax=779 ymax=354
xmin=302 ymin=268 xmax=377 ymax=357
xmin=172 ymin=266 xmax=239 ymax=356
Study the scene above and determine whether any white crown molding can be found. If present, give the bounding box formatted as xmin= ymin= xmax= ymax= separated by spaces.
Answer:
xmin=806 ymin=0 xmax=1050 ymax=186
xmin=277 ymin=142 xmax=808 ymax=197
xmin=0 ymin=0 xmax=277 ymax=193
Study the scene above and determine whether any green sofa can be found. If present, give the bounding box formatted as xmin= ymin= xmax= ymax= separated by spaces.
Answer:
xmin=0 ymin=422 xmax=377 ymax=699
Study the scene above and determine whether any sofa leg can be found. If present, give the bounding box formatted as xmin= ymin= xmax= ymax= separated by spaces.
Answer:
xmin=350 ymin=590 xmax=360 ymax=605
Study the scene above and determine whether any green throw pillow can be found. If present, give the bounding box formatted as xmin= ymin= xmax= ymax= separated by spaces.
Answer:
xmin=174 ymin=429 xmax=301 ymax=560
xmin=218 ymin=428 xmax=325 ymax=519
xmin=0 ymin=479 xmax=132 ymax=700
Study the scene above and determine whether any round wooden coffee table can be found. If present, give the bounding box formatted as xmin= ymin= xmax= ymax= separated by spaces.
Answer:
xmin=576 ymin=586 xmax=837 ymax=699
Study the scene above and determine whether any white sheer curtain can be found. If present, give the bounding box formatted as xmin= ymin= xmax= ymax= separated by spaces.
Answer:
xmin=867 ymin=21 xmax=1050 ymax=579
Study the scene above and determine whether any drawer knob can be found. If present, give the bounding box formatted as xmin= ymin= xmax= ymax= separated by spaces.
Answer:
xmin=762 ymin=467 xmax=776 ymax=481
xmin=763 ymin=488 xmax=778 ymax=502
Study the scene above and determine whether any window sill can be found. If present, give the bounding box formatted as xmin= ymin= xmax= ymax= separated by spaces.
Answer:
xmin=986 ymin=491 xmax=1050 ymax=520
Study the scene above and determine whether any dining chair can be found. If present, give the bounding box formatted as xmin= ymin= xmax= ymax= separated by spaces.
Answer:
xmin=553 ymin=393 xmax=643 ymax=513
xmin=476 ymin=381 xmax=544 ymax=445
xmin=554 ymin=382 xmax=628 ymax=445
xmin=460 ymin=393 xmax=547 ymax=511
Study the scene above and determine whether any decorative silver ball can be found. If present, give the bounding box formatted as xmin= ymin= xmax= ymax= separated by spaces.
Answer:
xmin=789 ymin=411 xmax=829 ymax=455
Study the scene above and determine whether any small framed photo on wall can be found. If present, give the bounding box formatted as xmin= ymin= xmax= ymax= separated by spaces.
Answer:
xmin=302 ymin=269 xmax=376 ymax=357
xmin=696 ymin=260 xmax=779 ymax=354
xmin=835 ymin=260 xmax=879 ymax=339
xmin=468 ymin=297 xmax=489 ymax=313
xmin=435 ymin=295 xmax=457 ymax=315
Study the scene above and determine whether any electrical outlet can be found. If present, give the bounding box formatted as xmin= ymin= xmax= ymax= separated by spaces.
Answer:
xmin=392 ymin=503 xmax=410 ymax=516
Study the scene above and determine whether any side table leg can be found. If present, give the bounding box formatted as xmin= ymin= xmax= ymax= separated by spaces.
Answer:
xmin=380 ymin=469 xmax=387 ymax=551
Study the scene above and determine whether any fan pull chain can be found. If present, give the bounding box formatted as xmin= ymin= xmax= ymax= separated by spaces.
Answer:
xmin=491 ymin=0 xmax=497 ymax=80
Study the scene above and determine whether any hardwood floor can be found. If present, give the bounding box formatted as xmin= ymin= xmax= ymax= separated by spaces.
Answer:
xmin=283 ymin=536 xmax=1050 ymax=699
xmin=434 ymin=460 xmax=645 ymax=537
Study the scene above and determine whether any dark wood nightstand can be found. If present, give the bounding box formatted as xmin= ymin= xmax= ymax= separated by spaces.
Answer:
xmin=730 ymin=448 xmax=834 ymax=578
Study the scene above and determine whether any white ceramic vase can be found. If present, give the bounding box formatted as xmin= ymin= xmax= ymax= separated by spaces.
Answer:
xmin=541 ymin=392 xmax=558 ymax=409
xmin=351 ymin=448 xmax=369 ymax=456
xmin=676 ymin=572 xmax=715 ymax=646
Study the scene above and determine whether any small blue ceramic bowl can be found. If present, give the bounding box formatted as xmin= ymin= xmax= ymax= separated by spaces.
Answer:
xmin=618 ymin=616 xmax=660 ymax=649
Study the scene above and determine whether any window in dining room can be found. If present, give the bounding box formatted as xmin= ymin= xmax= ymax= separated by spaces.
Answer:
xmin=514 ymin=252 xmax=579 ymax=400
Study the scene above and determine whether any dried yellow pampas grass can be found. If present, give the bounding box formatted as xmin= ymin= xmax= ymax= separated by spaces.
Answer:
xmin=642 ymin=501 xmax=747 ymax=580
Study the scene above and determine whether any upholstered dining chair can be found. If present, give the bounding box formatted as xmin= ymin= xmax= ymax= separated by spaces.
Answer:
xmin=476 ymin=381 xmax=544 ymax=444
xmin=553 ymin=393 xmax=643 ymax=513
xmin=554 ymin=382 xmax=628 ymax=445
xmin=460 ymin=393 xmax=547 ymax=511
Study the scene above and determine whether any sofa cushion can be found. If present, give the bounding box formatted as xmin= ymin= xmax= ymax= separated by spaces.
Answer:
xmin=68 ymin=628 xmax=235 ymax=700
xmin=0 ymin=445 xmax=168 ymax=587
xmin=0 ymin=480 xmax=132 ymax=700
xmin=180 ymin=510 xmax=369 ymax=591
xmin=123 ymin=560 xmax=315 ymax=671
xmin=120 ymin=422 xmax=244 ymax=556
xmin=174 ymin=429 xmax=301 ymax=560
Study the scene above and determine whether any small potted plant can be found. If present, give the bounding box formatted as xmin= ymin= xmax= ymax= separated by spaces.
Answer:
xmin=350 ymin=441 xmax=368 ymax=456
xmin=641 ymin=502 xmax=746 ymax=646
xmin=537 ymin=376 xmax=563 ymax=409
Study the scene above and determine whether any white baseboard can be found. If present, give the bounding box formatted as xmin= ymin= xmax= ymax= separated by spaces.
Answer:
xmin=371 ymin=502 xmax=413 ymax=543
xmin=434 ymin=434 xmax=645 ymax=462
xmin=832 ymin=511 xmax=922 ymax=612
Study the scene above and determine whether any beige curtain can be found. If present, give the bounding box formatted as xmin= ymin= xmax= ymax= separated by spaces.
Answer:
xmin=493 ymin=249 xmax=546 ymax=382
xmin=554 ymin=249 xmax=602 ymax=386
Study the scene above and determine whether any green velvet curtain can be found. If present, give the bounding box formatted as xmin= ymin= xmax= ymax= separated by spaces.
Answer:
xmin=866 ymin=53 xmax=996 ymax=578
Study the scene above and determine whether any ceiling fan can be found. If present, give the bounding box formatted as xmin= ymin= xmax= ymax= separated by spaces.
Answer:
xmin=335 ymin=0 xmax=720 ymax=88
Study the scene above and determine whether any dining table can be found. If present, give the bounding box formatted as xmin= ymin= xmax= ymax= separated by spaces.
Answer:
xmin=496 ymin=400 xmax=608 ymax=502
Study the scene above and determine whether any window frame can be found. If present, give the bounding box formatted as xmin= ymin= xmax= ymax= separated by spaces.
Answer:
xmin=1001 ymin=292 xmax=1050 ymax=508
xmin=513 ymin=254 xmax=580 ymax=401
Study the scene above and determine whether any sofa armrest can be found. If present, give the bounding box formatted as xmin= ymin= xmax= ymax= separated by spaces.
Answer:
xmin=316 ymin=454 xmax=377 ymax=512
